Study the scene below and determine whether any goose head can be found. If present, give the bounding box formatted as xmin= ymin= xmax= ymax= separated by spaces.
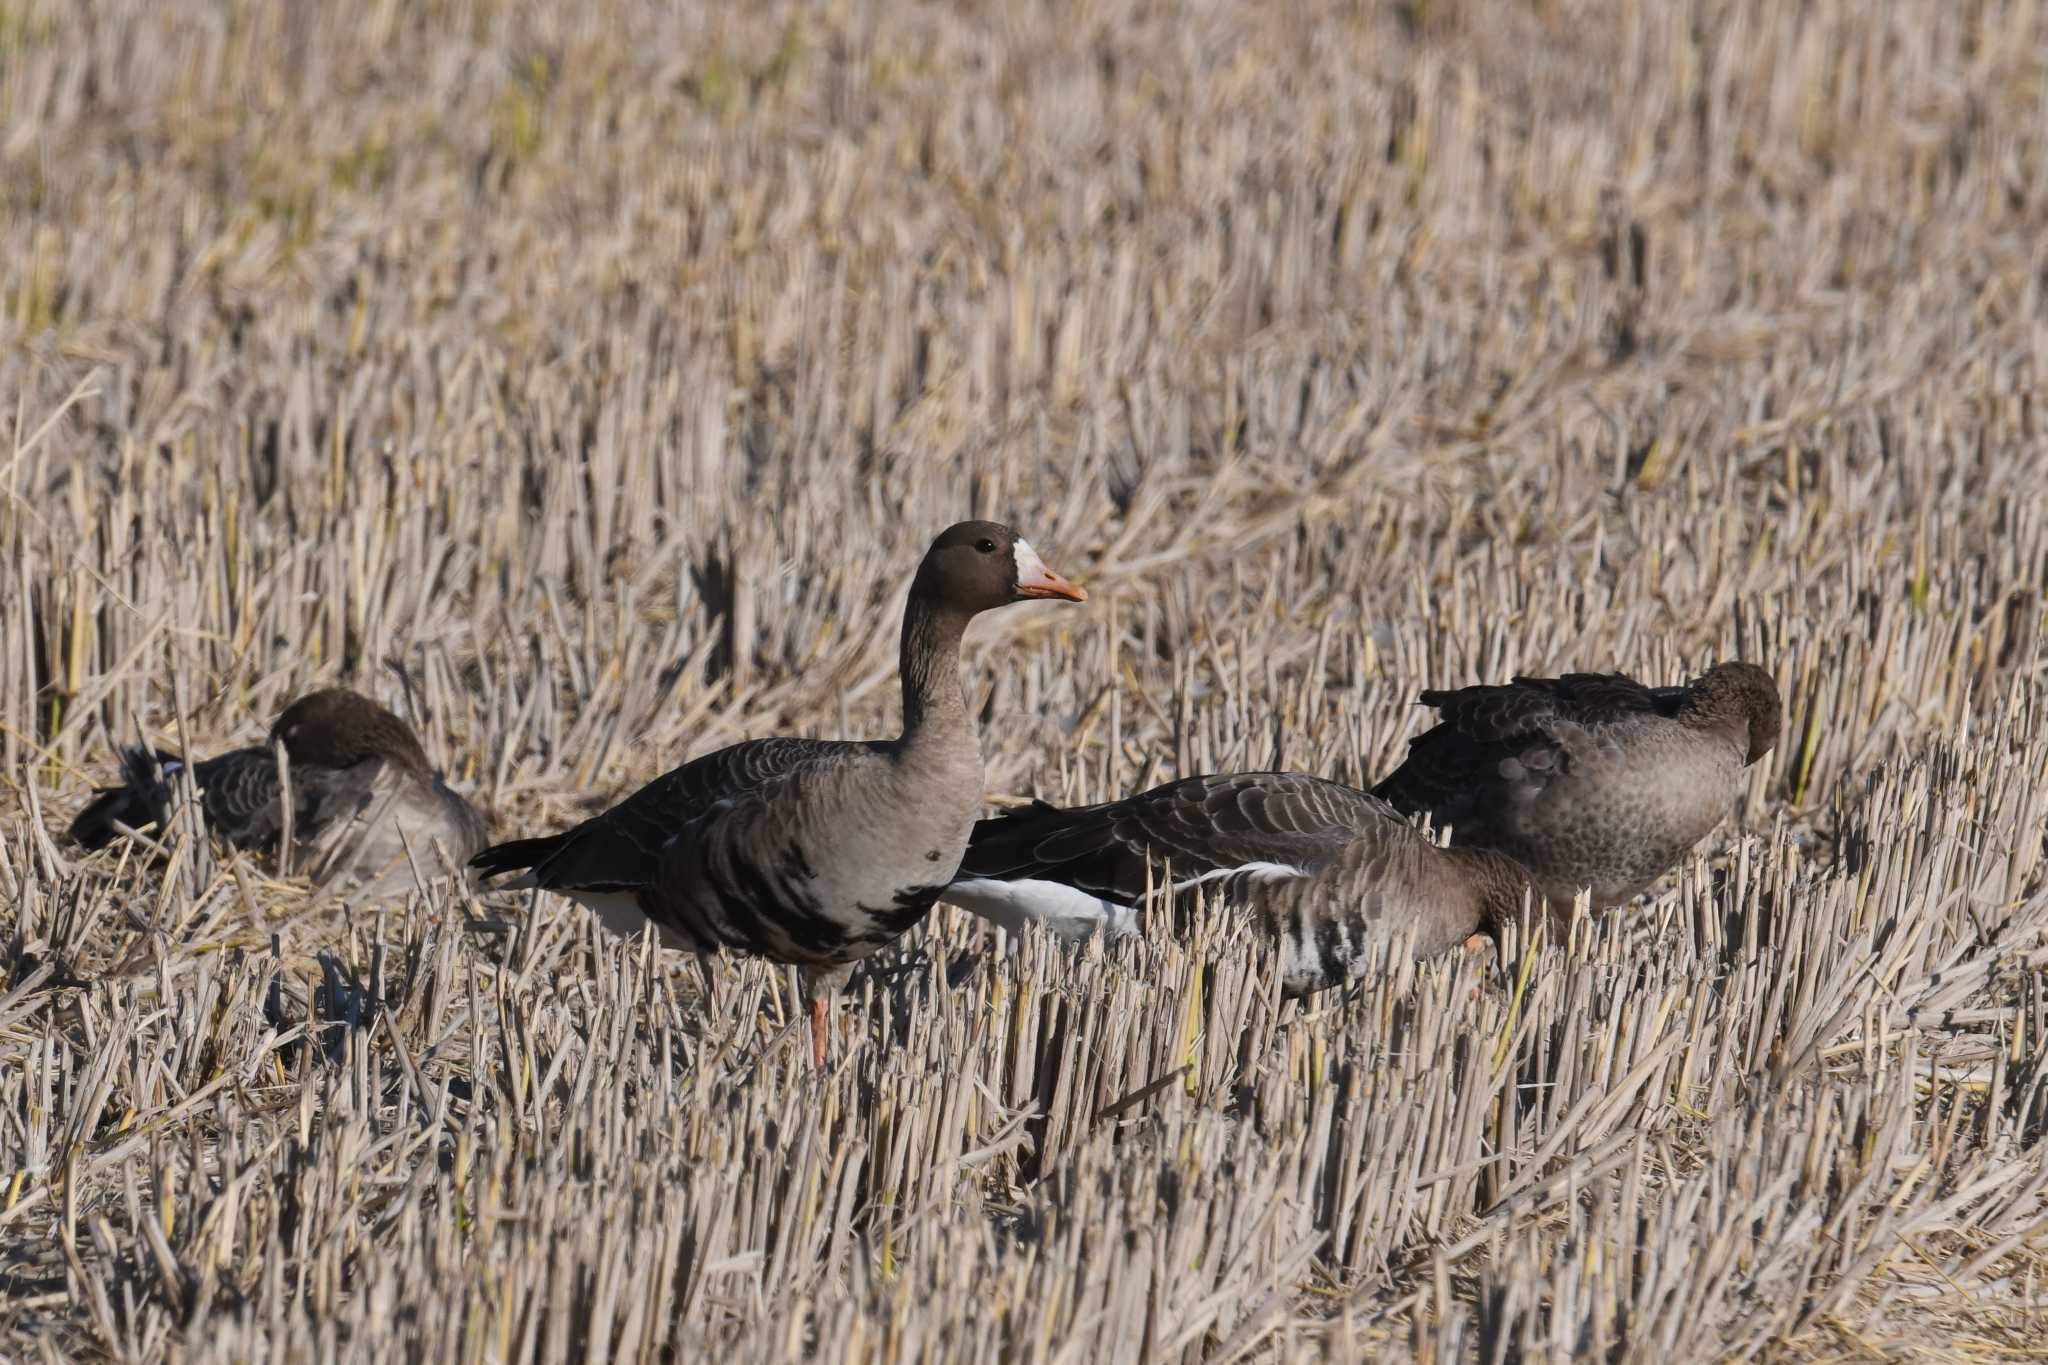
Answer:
xmin=913 ymin=520 xmax=1087 ymax=615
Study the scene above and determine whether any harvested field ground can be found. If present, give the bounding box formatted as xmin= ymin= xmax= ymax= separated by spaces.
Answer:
xmin=4 ymin=0 xmax=2048 ymax=1358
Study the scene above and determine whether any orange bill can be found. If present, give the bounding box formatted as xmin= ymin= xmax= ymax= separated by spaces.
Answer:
xmin=1013 ymin=539 xmax=1088 ymax=602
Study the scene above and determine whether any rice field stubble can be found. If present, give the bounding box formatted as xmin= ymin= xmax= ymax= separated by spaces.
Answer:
xmin=3 ymin=0 xmax=2048 ymax=1358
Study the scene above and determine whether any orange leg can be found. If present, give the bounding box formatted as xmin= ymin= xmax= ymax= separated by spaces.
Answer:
xmin=810 ymin=995 xmax=829 ymax=1070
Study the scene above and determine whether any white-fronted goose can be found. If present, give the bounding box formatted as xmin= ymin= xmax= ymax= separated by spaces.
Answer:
xmin=69 ymin=688 xmax=488 ymax=892
xmin=945 ymin=770 xmax=1538 ymax=991
xmin=1254 ymin=823 xmax=1534 ymax=995
xmin=1369 ymin=662 xmax=1781 ymax=908
xmin=468 ymin=521 xmax=1087 ymax=1068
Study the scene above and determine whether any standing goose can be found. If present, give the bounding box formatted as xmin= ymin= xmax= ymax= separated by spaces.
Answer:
xmin=1369 ymin=662 xmax=1781 ymax=908
xmin=68 ymin=688 xmax=488 ymax=892
xmin=468 ymin=521 xmax=1086 ymax=1068
xmin=946 ymin=770 xmax=1540 ymax=991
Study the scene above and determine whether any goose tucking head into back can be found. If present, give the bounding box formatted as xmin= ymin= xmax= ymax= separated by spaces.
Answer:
xmin=1369 ymin=661 xmax=1781 ymax=909
xmin=69 ymin=687 xmax=488 ymax=893
xmin=469 ymin=520 xmax=1086 ymax=1069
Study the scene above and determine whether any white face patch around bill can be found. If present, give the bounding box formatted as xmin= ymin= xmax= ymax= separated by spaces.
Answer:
xmin=1013 ymin=538 xmax=1048 ymax=586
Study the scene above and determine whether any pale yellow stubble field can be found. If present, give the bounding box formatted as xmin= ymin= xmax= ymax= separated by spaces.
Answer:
xmin=1 ymin=0 xmax=2045 ymax=1358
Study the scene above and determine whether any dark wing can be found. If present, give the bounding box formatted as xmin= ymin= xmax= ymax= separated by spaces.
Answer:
xmin=470 ymin=736 xmax=863 ymax=891
xmin=1370 ymin=672 xmax=1661 ymax=820
xmin=68 ymin=747 xmax=180 ymax=848
xmin=956 ymin=771 xmax=1387 ymax=905
xmin=1520 ymin=672 xmax=1673 ymax=721
xmin=190 ymin=747 xmax=336 ymax=848
xmin=69 ymin=744 xmax=302 ymax=851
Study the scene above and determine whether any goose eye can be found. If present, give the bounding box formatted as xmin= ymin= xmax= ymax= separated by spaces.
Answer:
xmin=975 ymin=538 xmax=996 ymax=554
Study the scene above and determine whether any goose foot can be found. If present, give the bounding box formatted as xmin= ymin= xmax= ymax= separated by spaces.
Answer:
xmin=800 ymin=962 xmax=854 ymax=1071
xmin=810 ymin=996 xmax=829 ymax=1069
xmin=1460 ymin=933 xmax=1492 ymax=1001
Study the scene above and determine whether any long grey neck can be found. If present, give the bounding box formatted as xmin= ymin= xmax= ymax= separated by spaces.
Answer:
xmin=897 ymin=592 xmax=975 ymax=751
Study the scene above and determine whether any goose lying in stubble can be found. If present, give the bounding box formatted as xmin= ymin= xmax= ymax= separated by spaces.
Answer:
xmin=1368 ymin=662 xmax=1781 ymax=909
xmin=68 ymin=688 xmax=488 ymax=893
xmin=468 ymin=521 xmax=1087 ymax=1069
xmin=945 ymin=770 xmax=1540 ymax=993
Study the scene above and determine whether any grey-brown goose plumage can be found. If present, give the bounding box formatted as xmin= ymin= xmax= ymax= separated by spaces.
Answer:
xmin=946 ymin=771 xmax=1538 ymax=993
xmin=468 ymin=521 xmax=1087 ymax=1067
xmin=1252 ymin=825 xmax=1534 ymax=995
xmin=1368 ymin=662 xmax=1781 ymax=909
xmin=68 ymin=688 xmax=488 ymax=893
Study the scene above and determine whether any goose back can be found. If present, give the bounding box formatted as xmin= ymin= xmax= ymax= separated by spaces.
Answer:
xmin=1370 ymin=662 xmax=1780 ymax=907
xmin=474 ymin=737 xmax=971 ymax=967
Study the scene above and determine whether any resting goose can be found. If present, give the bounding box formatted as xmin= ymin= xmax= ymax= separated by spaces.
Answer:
xmin=1369 ymin=662 xmax=1781 ymax=908
xmin=946 ymin=770 xmax=1539 ymax=991
xmin=468 ymin=521 xmax=1086 ymax=1068
xmin=68 ymin=688 xmax=488 ymax=892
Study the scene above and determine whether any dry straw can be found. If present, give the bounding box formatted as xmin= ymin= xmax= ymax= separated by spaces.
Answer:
xmin=3 ymin=0 xmax=2047 ymax=1358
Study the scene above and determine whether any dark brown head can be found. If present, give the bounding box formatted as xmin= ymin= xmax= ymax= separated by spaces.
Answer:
xmin=911 ymin=521 xmax=1087 ymax=617
xmin=268 ymin=688 xmax=434 ymax=773
xmin=1689 ymin=662 xmax=1781 ymax=765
